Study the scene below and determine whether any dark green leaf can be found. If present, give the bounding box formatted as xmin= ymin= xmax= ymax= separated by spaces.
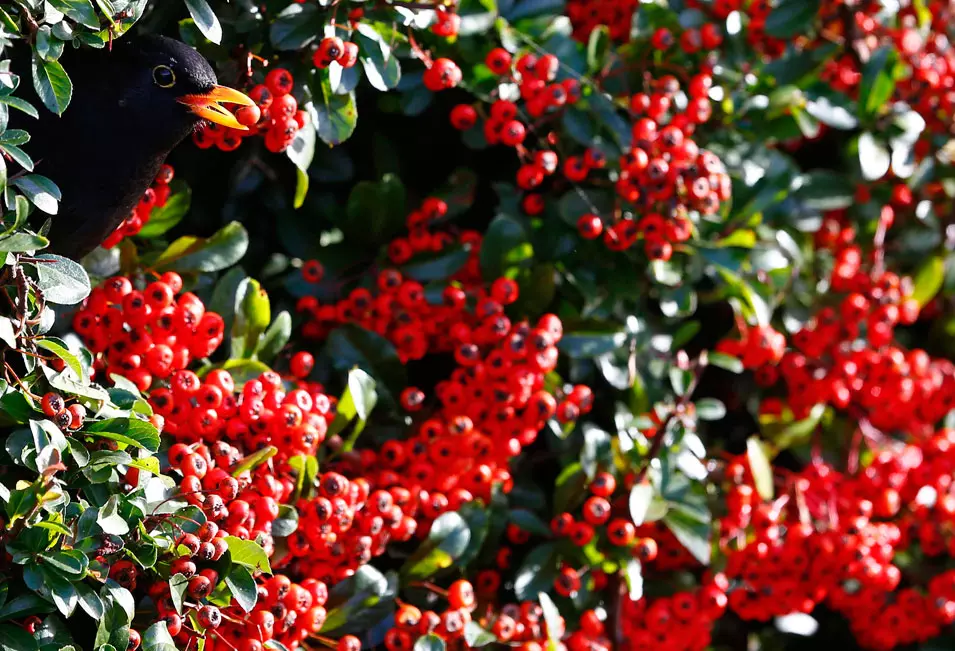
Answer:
xmin=400 ymin=512 xmax=471 ymax=581
xmin=859 ymin=46 xmax=898 ymax=119
xmin=513 ymin=542 xmax=558 ymax=601
xmin=480 ymin=214 xmax=533 ymax=279
xmin=764 ymin=0 xmax=820 ymax=38
xmin=85 ymin=418 xmax=160 ymax=452
xmin=31 ymin=55 xmax=72 ymax=116
xmin=154 ymin=221 xmax=249 ymax=273
xmin=663 ymin=506 xmax=711 ymax=565
xmin=270 ymin=4 xmax=322 ymax=50
xmin=136 ymin=182 xmax=191 ymax=238
xmin=0 ymin=623 xmax=39 ymax=651
xmin=224 ymin=567 xmax=257 ymax=613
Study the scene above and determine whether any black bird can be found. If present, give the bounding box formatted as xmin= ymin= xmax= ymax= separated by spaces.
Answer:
xmin=10 ymin=35 xmax=253 ymax=260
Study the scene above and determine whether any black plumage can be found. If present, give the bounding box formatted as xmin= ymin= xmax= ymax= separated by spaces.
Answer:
xmin=10 ymin=35 xmax=252 ymax=260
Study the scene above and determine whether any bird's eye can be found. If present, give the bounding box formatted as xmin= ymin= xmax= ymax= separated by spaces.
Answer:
xmin=152 ymin=65 xmax=176 ymax=88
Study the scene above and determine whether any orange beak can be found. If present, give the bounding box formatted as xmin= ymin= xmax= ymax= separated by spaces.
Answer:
xmin=179 ymin=85 xmax=255 ymax=130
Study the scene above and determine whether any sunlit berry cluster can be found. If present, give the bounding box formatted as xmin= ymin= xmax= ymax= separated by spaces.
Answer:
xmin=621 ymin=574 xmax=728 ymax=651
xmin=73 ymin=272 xmax=224 ymax=391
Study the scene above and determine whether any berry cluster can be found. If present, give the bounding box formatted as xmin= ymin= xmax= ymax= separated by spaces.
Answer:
xmin=39 ymin=391 xmax=86 ymax=431
xmin=101 ymin=164 xmax=175 ymax=250
xmin=296 ymin=198 xmax=495 ymax=362
xmin=451 ymin=49 xmax=580 ymax=135
xmin=594 ymin=72 xmax=728 ymax=259
xmin=281 ymin=471 xmax=418 ymax=582
xmin=621 ymin=574 xmax=727 ymax=651
xmin=151 ymin=369 xmax=333 ymax=463
xmin=73 ymin=272 xmax=224 ymax=391
xmin=566 ymin=0 xmax=637 ymax=42
xmin=312 ymin=36 xmax=359 ymax=70
xmin=194 ymin=69 xmax=307 ymax=154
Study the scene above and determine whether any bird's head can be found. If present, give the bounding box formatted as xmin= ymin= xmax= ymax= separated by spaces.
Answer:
xmin=113 ymin=35 xmax=254 ymax=134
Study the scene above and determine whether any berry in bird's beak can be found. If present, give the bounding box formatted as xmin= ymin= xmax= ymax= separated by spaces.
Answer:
xmin=178 ymin=85 xmax=256 ymax=131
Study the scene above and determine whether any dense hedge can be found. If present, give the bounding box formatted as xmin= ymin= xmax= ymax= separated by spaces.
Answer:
xmin=0 ymin=0 xmax=954 ymax=650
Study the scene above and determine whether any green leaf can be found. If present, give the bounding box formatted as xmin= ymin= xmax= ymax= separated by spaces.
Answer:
xmin=910 ymin=255 xmax=944 ymax=307
xmin=513 ymin=542 xmax=558 ymax=601
xmin=142 ymin=621 xmax=177 ymax=651
xmin=746 ymin=436 xmax=775 ymax=500
xmin=183 ymin=0 xmax=221 ymax=44
xmin=325 ymin=325 xmax=407 ymax=406
xmin=270 ymin=3 xmax=322 ymax=50
xmin=586 ymin=25 xmax=610 ymax=74
xmin=34 ymin=339 xmax=83 ymax=382
xmin=463 ymin=622 xmax=497 ymax=648
xmin=39 ymin=549 xmax=88 ymax=577
xmin=401 ymin=246 xmax=470 ymax=283
xmin=85 ymin=418 xmax=160 ymax=452
xmin=230 ymin=446 xmax=277 ymax=478
xmin=793 ymin=171 xmax=854 ymax=210
xmin=400 ymin=512 xmax=471 ymax=581
xmin=480 ymin=214 xmax=533 ymax=280
xmin=413 ymin=635 xmax=445 ymax=651
xmin=859 ymin=46 xmax=898 ymax=119
xmin=624 ymin=559 xmax=643 ymax=600
xmin=0 ymin=95 xmax=38 ymax=119
xmin=356 ymin=24 xmax=401 ymax=91
xmin=663 ymin=506 xmax=711 ymax=565
xmin=322 ymin=566 xmax=396 ymax=635
xmin=49 ymin=0 xmax=99 ymax=28
xmin=287 ymin=121 xmax=316 ymax=172
xmin=154 ymin=221 xmax=249 ymax=273
xmin=293 ymin=168 xmax=309 ymax=209
xmin=695 ymin=398 xmax=726 ymax=421
xmin=764 ymin=0 xmax=820 ymax=38
xmin=538 ymin=592 xmax=561 ymax=651
xmin=760 ymin=403 xmax=826 ymax=450
xmin=858 ymin=132 xmax=890 ymax=181
xmin=343 ymin=174 xmax=407 ymax=246
xmin=256 ymin=311 xmax=292 ymax=363
xmin=224 ymin=566 xmax=257 ymax=613
xmin=169 ymin=575 xmax=188 ymax=615
xmin=707 ymin=352 xmax=743 ymax=374
xmin=0 ymin=623 xmax=39 ymax=651
xmin=97 ymin=495 xmax=129 ymax=535
xmin=313 ymin=83 xmax=357 ymax=146
xmin=329 ymin=368 xmax=377 ymax=450
xmin=13 ymin=175 xmax=60 ymax=215
xmin=553 ymin=462 xmax=588 ymax=514
xmin=224 ymin=536 xmax=272 ymax=574
xmin=31 ymin=55 xmax=72 ymax=116
xmin=231 ymin=278 xmax=271 ymax=360
xmin=0 ymin=232 xmax=48 ymax=252
xmin=505 ymin=0 xmax=566 ymax=21
xmin=628 ymin=482 xmax=653 ymax=526
xmin=508 ymin=509 xmax=551 ymax=538
xmin=0 ymin=593 xmax=52 ymax=621
xmin=272 ymin=504 xmax=299 ymax=538
xmin=136 ymin=182 xmax=191 ymax=238
xmin=30 ymin=254 xmax=89 ymax=305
